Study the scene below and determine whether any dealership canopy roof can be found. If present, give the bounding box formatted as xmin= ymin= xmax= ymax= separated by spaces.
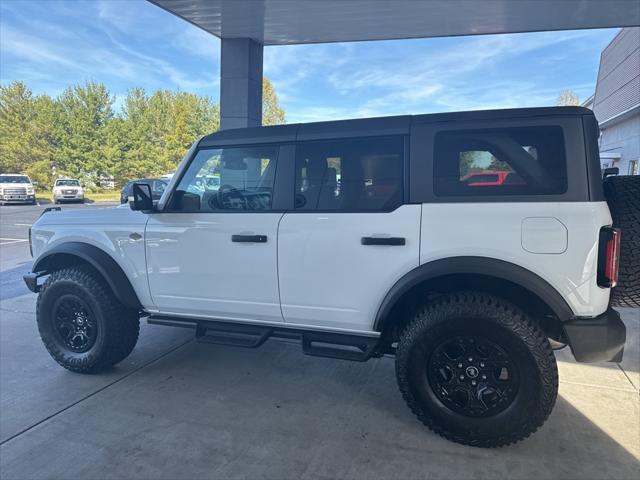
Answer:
xmin=149 ymin=0 xmax=640 ymax=129
xmin=151 ymin=0 xmax=640 ymax=45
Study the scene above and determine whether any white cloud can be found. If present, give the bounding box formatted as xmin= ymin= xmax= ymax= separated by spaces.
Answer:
xmin=1 ymin=1 xmax=220 ymax=96
xmin=273 ymin=29 xmax=612 ymax=121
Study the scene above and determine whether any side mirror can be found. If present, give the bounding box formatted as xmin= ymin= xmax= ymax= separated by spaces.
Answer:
xmin=130 ymin=183 xmax=154 ymax=211
xmin=32 ymin=181 xmax=39 ymax=187
xmin=603 ymin=167 xmax=619 ymax=179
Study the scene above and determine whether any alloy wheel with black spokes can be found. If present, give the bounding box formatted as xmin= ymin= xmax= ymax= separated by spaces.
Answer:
xmin=427 ymin=335 xmax=519 ymax=418
xmin=52 ymin=295 xmax=98 ymax=353
xmin=395 ymin=292 xmax=558 ymax=447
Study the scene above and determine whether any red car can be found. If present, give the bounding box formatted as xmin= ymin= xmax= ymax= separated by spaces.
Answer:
xmin=462 ymin=170 xmax=526 ymax=187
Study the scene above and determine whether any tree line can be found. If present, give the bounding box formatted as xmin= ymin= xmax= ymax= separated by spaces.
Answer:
xmin=0 ymin=80 xmax=285 ymax=189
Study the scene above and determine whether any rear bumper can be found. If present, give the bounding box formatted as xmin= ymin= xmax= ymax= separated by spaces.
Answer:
xmin=564 ymin=308 xmax=626 ymax=363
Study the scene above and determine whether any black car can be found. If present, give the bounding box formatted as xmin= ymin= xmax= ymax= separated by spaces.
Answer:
xmin=120 ymin=178 xmax=168 ymax=204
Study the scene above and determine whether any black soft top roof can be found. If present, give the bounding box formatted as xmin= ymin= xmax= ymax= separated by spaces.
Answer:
xmin=199 ymin=106 xmax=594 ymax=147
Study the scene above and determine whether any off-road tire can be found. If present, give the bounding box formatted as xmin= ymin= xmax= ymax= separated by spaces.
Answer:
xmin=396 ymin=291 xmax=558 ymax=447
xmin=604 ymin=175 xmax=640 ymax=307
xmin=36 ymin=265 xmax=140 ymax=373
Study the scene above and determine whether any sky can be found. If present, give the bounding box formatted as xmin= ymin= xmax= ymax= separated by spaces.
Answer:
xmin=0 ymin=0 xmax=620 ymax=123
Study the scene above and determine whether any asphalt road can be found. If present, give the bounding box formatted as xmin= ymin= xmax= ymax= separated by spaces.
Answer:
xmin=0 ymin=201 xmax=638 ymax=479
xmin=0 ymin=201 xmax=119 ymax=301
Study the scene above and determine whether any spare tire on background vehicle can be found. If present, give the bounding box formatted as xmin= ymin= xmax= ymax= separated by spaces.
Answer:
xmin=604 ymin=175 xmax=640 ymax=308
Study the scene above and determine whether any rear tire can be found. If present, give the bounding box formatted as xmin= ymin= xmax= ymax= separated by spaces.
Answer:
xmin=604 ymin=175 xmax=640 ymax=307
xmin=395 ymin=292 xmax=558 ymax=447
xmin=36 ymin=265 xmax=140 ymax=373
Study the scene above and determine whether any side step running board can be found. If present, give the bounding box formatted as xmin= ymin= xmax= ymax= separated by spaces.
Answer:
xmin=302 ymin=331 xmax=379 ymax=361
xmin=196 ymin=322 xmax=272 ymax=348
xmin=148 ymin=315 xmax=381 ymax=362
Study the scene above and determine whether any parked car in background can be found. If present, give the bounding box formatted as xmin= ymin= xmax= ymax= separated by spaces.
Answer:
xmin=53 ymin=178 xmax=84 ymax=204
xmin=120 ymin=178 xmax=168 ymax=204
xmin=0 ymin=174 xmax=36 ymax=205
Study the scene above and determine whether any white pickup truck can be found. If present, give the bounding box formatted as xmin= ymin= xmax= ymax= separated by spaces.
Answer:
xmin=0 ymin=173 xmax=37 ymax=205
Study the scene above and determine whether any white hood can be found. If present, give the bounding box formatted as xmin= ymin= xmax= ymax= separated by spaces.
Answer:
xmin=0 ymin=182 xmax=33 ymax=189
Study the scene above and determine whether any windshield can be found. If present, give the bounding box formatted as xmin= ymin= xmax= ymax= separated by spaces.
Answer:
xmin=56 ymin=179 xmax=80 ymax=187
xmin=0 ymin=175 xmax=30 ymax=184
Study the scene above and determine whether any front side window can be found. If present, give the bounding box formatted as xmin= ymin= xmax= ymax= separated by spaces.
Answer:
xmin=168 ymin=146 xmax=278 ymax=212
xmin=434 ymin=126 xmax=567 ymax=196
xmin=294 ymin=136 xmax=403 ymax=211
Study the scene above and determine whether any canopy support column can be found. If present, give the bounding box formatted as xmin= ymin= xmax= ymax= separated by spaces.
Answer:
xmin=220 ymin=38 xmax=264 ymax=130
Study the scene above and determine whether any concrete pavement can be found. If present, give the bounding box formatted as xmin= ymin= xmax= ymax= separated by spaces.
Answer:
xmin=0 ymin=203 xmax=638 ymax=479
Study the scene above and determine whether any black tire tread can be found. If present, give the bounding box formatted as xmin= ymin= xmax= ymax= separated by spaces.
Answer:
xmin=395 ymin=291 xmax=558 ymax=447
xmin=36 ymin=265 xmax=140 ymax=373
xmin=604 ymin=176 xmax=640 ymax=308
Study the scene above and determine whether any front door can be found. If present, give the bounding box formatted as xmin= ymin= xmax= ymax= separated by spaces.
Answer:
xmin=146 ymin=144 xmax=284 ymax=323
xmin=277 ymin=135 xmax=421 ymax=332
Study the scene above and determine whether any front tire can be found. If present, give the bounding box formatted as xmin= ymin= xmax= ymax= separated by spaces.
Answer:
xmin=36 ymin=265 xmax=140 ymax=373
xmin=395 ymin=292 xmax=557 ymax=447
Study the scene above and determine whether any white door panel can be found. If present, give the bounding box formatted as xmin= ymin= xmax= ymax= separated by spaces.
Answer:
xmin=146 ymin=213 xmax=283 ymax=322
xmin=278 ymin=204 xmax=421 ymax=331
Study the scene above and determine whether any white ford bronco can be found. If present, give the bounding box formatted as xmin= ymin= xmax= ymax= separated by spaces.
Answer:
xmin=24 ymin=107 xmax=638 ymax=447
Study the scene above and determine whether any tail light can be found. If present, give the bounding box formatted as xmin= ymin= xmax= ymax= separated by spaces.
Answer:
xmin=597 ymin=227 xmax=621 ymax=288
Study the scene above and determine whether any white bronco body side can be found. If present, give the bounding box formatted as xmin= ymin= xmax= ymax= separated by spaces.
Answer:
xmin=30 ymin=200 xmax=612 ymax=332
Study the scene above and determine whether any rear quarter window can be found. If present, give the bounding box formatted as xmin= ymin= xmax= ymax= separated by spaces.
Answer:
xmin=433 ymin=126 xmax=567 ymax=197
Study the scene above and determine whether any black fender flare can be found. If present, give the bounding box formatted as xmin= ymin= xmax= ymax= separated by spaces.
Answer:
xmin=32 ymin=242 xmax=142 ymax=310
xmin=374 ymin=256 xmax=574 ymax=332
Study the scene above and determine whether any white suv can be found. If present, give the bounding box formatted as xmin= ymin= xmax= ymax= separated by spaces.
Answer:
xmin=0 ymin=174 xmax=36 ymax=205
xmin=23 ymin=107 xmax=638 ymax=447
xmin=53 ymin=178 xmax=84 ymax=204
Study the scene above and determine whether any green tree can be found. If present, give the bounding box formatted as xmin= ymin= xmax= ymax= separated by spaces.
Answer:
xmin=0 ymin=82 xmax=63 ymax=186
xmin=0 ymin=81 xmax=38 ymax=174
xmin=56 ymin=82 xmax=114 ymax=184
xmin=0 ymin=79 xmax=283 ymax=188
xmin=263 ymin=77 xmax=285 ymax=125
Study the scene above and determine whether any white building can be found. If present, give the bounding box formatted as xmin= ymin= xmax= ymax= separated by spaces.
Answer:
xmin=586 ymin=27 xmax=640 ymax=175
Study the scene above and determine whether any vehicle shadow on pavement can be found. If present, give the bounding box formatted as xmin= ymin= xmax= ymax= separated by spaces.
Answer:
xmin=0 ymin=335 xmax=637 ymax=480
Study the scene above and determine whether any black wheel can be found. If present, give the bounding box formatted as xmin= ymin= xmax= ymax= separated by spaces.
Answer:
xmin=36 ymin=265 xmax=140 ymax=373
xmin=396 ymin=292 xmax=558 ymax=447
xmin=604 ymin=175 xmax=640 ymax=307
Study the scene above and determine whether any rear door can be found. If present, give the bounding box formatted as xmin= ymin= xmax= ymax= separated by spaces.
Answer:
xmin=145 ymin=143 xmax=290 ymax=322
xmin=278 ymin=134 xmax=421 ymax=332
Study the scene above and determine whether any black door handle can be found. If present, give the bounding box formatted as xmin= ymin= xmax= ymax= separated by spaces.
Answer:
xmin=232 ymin=234 xmax=268 ymax=243
xmin=361 ymin=236 xmax=406 ymax=246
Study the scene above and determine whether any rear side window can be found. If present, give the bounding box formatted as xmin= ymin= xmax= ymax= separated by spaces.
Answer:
xmin=433 ymin=126 xmax=567 ymax=196
xmin=294 ymin=136 xmax=404 ymax=211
